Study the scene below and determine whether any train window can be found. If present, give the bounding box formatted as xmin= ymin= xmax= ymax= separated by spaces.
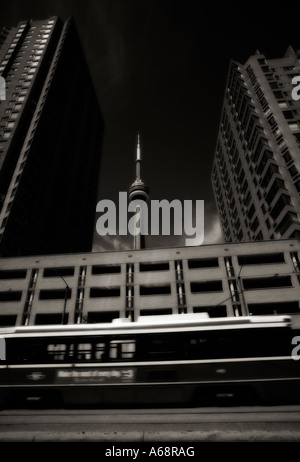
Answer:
xmin=77 ymin=343 xmax=92 ymax=360
xmin=109 ymin=340 xmax=136 ymax=360
xmin=10 ymin=339 xmax=43 ymax=363
xmin=46 ymin=342 xmax=109 ymax=362
xmin=95 ymin=342 xmax=106 ymax=360
xmin=121 ymin=341 xmax=136 ymax=359
xmin=69 ymin=344 xmax=75 ymax=358
xmin=146 ymin=335 xmax=181 ymax=359
xmin=46 ymin=343 xmax=75 ymax=361
xmin=110 ymin=343 xmax=118 ymax=359
xmin=47 ymin=343 xmax=67 ymax=361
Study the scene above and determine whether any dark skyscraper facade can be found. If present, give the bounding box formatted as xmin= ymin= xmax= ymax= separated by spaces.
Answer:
xmin=212 ymin=46 xmax=300 ymax=243
xmin=0 ymin=16 xmax=103 ymax=256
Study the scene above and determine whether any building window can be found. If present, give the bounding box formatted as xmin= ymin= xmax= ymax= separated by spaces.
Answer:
xmin=35 ymin=313 xmax=68 ymax=325
xmin=273 ymin=90 xmax=284 ymax=98
xmin=270 ymin=194 xmax=292 ymax=220
xmin=43 ymin=267 xmax=74 ymax=277
xmin=242 ymin=276 xmax=292 ymax=290
xmin=248 ymin=301 xmax=299 ymax=315
xmin=89 ymin=287 xmax=120 ymax=298
xmin=250 ymin=217 xmax=259 ymax=232
xmin=87 ymin=311 xmax=119 ymax=323
xmin=140 ymin=285 xmax=171 ymax=296
xmin=248 ymin=204 xmax=255 ymax=220
xmin=289 ymin=165 xmax=299 ymax=178
xmin=294 ymin=180 xmax=300 ymax=193
xmin=0 ymin=269 xmax=27 ymax=279
xmin=265 ymin=178 xmax=287 ymax=205
xmin=294 ymin=133 xmax=300 ymax=143
xmin=282 ymin=150 xmax=293 ymax=165
xmin=0 ymin=315 xmax=17 ymax=326
xmin=275 ymin=212 xmax=299 ymax=234
xmin=283 ymin=111 xmax=294 ymax=120
xmin=139 ymin=262 xmax=169 ymax=272
xmin=139 ymin=308 xmax=173 ymax=316
xmin=279 ymin=102 xmax=288 ymax=109
xmin=190 ymin=281 xmax=223 ymax=293
xmin=39 ymin=289 xmax=72 ymax=300
xmin=193 ymin=305 xmax=227 ymax=318
xmin=188 ymin=258 xmax=219 ymax=269
xmin=238 ymin=253 xmax=285 ymax=265
xmin=91 ymin=265 xmax=121 ymax=275
xmin=289 ymin=122 xmax=299 ymax=131
xmin=0 ymin=291 xmax=22 ymax=301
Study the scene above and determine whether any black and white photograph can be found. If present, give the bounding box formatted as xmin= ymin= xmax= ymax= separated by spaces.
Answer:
xmin=0 ymin=0 xmax=300 ymax=452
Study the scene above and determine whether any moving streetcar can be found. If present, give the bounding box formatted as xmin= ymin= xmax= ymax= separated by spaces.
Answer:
xmin=0 ymin=313 xmax=299 ymax=408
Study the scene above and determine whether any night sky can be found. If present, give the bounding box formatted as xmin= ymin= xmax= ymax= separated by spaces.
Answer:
xmin=1 ymin=1 xmax=300 ymax=252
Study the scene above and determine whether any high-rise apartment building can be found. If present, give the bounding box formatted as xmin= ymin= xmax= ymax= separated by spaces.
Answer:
xmin=212 ymin=46 xmax=300 ymax=243
xmin=0 ymin=16 xmax=103 ymax=257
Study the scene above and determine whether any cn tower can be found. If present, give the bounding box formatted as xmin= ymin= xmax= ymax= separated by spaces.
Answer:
xmin=128 ymin=134 xmax=150 ymax=250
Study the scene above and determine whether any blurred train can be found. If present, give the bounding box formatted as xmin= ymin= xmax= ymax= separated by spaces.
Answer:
xmin=0 ymin=313 xmax=299 ymax=408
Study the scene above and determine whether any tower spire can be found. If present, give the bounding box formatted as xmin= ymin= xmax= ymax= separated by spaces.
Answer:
xmin=128 ymin=133 xmax=150 ymax=250
xmin=137 ymin=133 xmax=141 ymax=160
xmin=136 ymin=133 xmax=141 ymax=180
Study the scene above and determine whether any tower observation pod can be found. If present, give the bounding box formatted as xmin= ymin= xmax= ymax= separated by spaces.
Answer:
xmin=128 ymin=134 xmax=150 ymax=250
